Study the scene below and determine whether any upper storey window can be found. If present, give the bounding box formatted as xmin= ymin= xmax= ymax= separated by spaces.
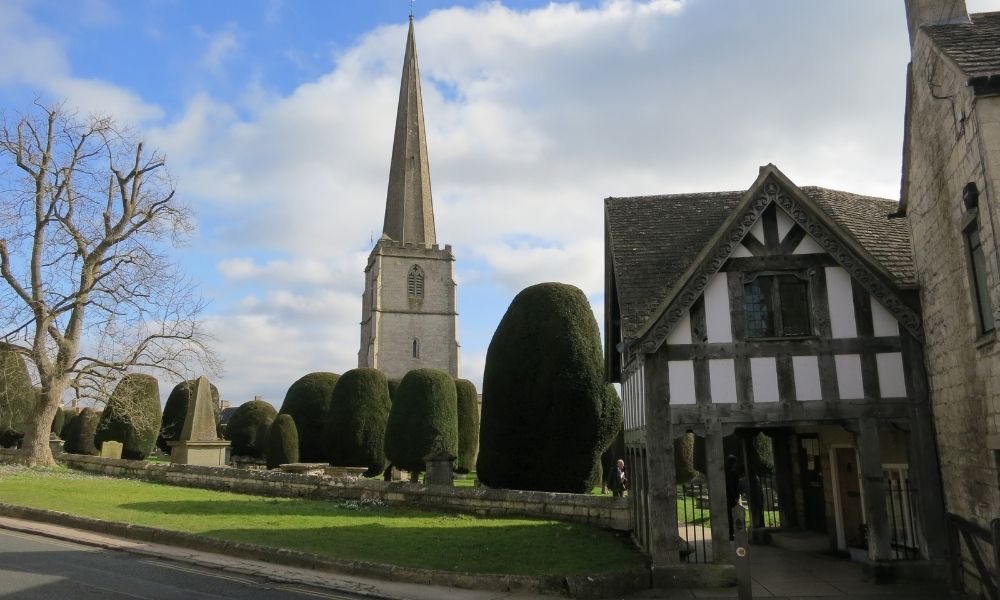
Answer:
xmin=744 ymin=273 xmax=811 ymax=338
xmin=965 ymin=219 xmax=995 ymax=335
xmin=407 ymin=265 xmax=425 ymax=298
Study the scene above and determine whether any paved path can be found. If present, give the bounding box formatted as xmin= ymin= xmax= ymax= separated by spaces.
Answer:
xmin=626 ymin=545 xmax=954 ymax=599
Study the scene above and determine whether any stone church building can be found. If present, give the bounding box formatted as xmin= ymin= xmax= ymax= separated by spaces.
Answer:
xmin=358 ymin=18 xmax=460 ymax=380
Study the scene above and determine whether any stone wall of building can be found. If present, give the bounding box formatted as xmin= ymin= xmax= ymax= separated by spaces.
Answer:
xmin=15 ymin=452 xmax=630 ymax=531
xmin=359 ymin=240 xmax=459 ymax=379
xmin=906 ymin=31 xmax=1000 ymax=526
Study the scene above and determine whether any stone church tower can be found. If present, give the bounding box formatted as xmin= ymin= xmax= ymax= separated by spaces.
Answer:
xmin=358 ymin=18 xmax=460 ymax=380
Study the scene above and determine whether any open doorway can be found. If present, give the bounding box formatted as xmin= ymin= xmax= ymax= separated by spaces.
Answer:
xmin=798 ymin=434 xmax=826 ymax=533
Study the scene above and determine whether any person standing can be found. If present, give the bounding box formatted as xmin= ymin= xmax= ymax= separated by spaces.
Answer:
xmin=609 ymin=458 xmax=627 ymax=497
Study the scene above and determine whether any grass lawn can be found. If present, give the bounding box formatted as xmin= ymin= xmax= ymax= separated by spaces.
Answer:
xmin=0 ymin=466 xmax=644 ymax=576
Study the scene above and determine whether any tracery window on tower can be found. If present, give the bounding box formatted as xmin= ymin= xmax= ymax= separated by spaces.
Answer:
xmin=407 ymin=265 xmax=425 ymax=298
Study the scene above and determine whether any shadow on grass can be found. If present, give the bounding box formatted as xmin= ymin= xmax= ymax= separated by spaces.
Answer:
xmin=119 ymin=499 xmax=429 ymax=518
xmin=198 ymin=523 xmax=643 ymax=576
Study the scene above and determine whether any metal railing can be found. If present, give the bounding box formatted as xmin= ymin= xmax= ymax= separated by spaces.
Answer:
xmin=947 ymin=513 xmax=1000 ymax=599
xmin=885 ymin=473 xmax=921 ymax=560
xmin=677 ymin=480 xmax=711 ymax=564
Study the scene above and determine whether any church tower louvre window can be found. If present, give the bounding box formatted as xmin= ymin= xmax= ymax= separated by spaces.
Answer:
xmin=407 ymin=265 xmax=425 ymax=298
xmin=356 ymin=16 xmax=460 ymax=380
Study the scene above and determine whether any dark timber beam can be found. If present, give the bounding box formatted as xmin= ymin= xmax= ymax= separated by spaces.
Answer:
xmin=857 ymin=417 xmax=892 ymax=560
xmin=642 ymin=351 xmax=680 ymax=567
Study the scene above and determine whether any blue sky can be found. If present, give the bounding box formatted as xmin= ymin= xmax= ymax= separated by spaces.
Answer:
xmin=3 ymin=0 xmax=999 ymax=407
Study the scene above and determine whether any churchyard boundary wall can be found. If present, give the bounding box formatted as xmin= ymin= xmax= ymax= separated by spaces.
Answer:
xmin=1 ymin=450 xmax=631 ymax=531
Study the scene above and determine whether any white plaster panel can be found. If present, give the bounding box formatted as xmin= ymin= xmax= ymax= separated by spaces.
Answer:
xmin=668 ymin=360 xmax=697 ymax=405
xmin=835 ymin=354 xmax=865 ymax=399
xmin=667 ymin=312 xmax=693 ymax=345
xmin=750 ymin=357 xmax=780 ymax=403
xmin=826 ymin=267 xmax=858 ymax=338
xmin=732 ymin=244 xmax=754 ymax=258
xmin=876 ymin=352 xmax=907 ymax=398
xmin=870 ymin=298 xmax=899 ymax=337
xmin=705 ymin=274 xmax=732 ymax=343
xmin=709 ymin=359 xmax=738 ymax=404
xmin=749 ymin=218 xmax=765 ymax=247
xmin=792 ymin=355 xmax=822 ymax=401
xmin=776 ymin=207 xmax=795 ymax=242
xmin=792 ymin=235 xmax=825 ymax=254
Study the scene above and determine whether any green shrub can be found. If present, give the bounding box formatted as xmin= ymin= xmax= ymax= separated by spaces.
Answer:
xmin=477 ymin=283 xmax=620 ymax=493
xmin=279 ymin=372 xmax=340 ymax=462
xmin=225 ymin=399 xmax=277 ymax=458
xmin=325 ymin=368 xmax=390 ymax=477
xmin=94 ymin=374 xmax=161 ymax=460
xmin=675 ymin=432 xmax=699 ymax=485
xmin=50 ymin=404 xmax=65 ymax=437
xmin=384 ymin=368 xmax=458 ymax=474
xmin=266 ymin=414 xmax=300 ymax=469
xmin=387 ymin=378 xmax=401 ymax=404
xmin=753 ymin=432 xmax=775 ymax=473
xmin=454 ymin=378 xmax=480 ymax=474
xmin=63 ymin=407 xmax=101 ymax=455
xmin=0 ymin=344 xmax=35 ymax=436
xmin=158 ymin=379 xmax=220 ymax=453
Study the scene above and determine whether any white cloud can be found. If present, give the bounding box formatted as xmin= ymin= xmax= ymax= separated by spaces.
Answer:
xmin=0 ymin=3 xmax=161 ymax=124
xmin=196 ymin=23 xmax=242 ymax=74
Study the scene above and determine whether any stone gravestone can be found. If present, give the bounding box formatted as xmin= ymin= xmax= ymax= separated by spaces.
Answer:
xmin=100 ymin=440 xmax=123 ymax=459
xmin=168 ymin=376 xmax=230 ymax=467
xmin=423 ymin=436 xmax=456 ymax=486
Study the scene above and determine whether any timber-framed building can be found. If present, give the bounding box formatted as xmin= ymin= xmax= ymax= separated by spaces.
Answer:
xmin=605 ymin=164 xmax=946 ymax=581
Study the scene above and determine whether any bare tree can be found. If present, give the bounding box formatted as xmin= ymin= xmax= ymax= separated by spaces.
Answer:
xmin=0 ymin=102 xmax=219 ymax=466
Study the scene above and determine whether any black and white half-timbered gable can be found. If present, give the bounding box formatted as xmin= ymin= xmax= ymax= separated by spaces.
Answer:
xmin=604 ymin=164 xmax=946 ymax=581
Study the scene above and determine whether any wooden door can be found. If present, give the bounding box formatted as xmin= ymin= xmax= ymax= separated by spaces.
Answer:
xmin=798 ymin=435 xmax=826 ymax=532
xmin=835 ymin=447 xmax=866 ymax=548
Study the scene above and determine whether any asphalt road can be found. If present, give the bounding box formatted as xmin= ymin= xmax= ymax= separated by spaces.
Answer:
xmin=0 ymin=529 xmax=372 ymax=600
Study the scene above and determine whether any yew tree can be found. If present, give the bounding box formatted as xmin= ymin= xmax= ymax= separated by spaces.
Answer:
xmin=0 ymin=103 xmax=216 ymax=466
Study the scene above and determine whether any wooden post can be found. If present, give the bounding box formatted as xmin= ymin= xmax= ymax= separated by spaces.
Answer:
xmin=901 ymin=333 xmax=947 ymax=560
xmin=857 ymin=417 xmax=891 ymax=560
xmin=643 ymin=351 xmax=680 ymax=566
xmin=706 ymin=422 xmax=732 ymax=563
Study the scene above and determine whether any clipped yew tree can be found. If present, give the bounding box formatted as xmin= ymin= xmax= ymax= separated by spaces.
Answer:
xmin=94 ymin=374 xmax=161 ymax=460
xmin=266 ymin=414 xmax=300 ymax=469
xmin=158 ymin=379 xmax=221 ymax=453
xmin=0 ymin=343 xmax=35 ymax=438
xmin=454 ymin=378 xmax=480 ymax=474
xmin=226 ymin=399 xmax=277 ymax=458
xmin=63 ymin=407 xmax=101 ymax=455
xmin=325 ymin=368 xmax=390 ymax=477
xmin=50 ymin=404 xmax=65 ymax=437
xmin=477 ymin=283 xmax=621 ymax=493
xmin=279 ymin=372 xmax=339 ymax=462
xmin=384 ymin=368 xmax=458 ymax=475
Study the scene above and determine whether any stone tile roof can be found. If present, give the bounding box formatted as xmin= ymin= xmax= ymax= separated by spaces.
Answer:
xmin=606 ymin=187 xmax=913 ymax=340
xmin=925 ymin=11 xmax=1000 ymax=79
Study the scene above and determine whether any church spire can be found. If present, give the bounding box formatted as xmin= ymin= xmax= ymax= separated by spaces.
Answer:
xmin=382 ymin=17 xmax=436 ymax=246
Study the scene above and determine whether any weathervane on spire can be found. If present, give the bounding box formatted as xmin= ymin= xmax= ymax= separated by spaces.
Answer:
xmin=409 ymin=0 xmax=415 ymax=18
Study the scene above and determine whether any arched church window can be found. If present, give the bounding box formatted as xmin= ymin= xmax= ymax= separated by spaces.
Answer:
xmin=407 ymin=265 xmax=425 ymax=298
xmin=412 ymin=338 xmax=420 ymax=359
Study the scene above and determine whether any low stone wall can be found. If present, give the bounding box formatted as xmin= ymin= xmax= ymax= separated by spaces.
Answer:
xmin=1 ymin=450 xmax=631 ymax=531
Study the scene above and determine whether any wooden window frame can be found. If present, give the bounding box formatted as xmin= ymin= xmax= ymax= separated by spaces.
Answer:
xmin=743 ymin=271 xmax=813 ymax=339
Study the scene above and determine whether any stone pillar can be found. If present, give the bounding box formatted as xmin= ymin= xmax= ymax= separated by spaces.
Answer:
xmin=856 ymin=417 xmax=892 ymax=560
xmin=705 ymin=422 xmax=732 ymax=563
xmin=642 ymin=351 xmax=680 ymax=568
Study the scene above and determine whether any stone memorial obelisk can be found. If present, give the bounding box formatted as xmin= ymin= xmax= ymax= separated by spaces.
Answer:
xmin=168 ymin=376 xmax=230 ymax=467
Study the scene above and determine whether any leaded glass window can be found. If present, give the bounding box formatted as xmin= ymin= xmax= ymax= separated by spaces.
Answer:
xmin=744 ymin=273 xmax=812 ymax=338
